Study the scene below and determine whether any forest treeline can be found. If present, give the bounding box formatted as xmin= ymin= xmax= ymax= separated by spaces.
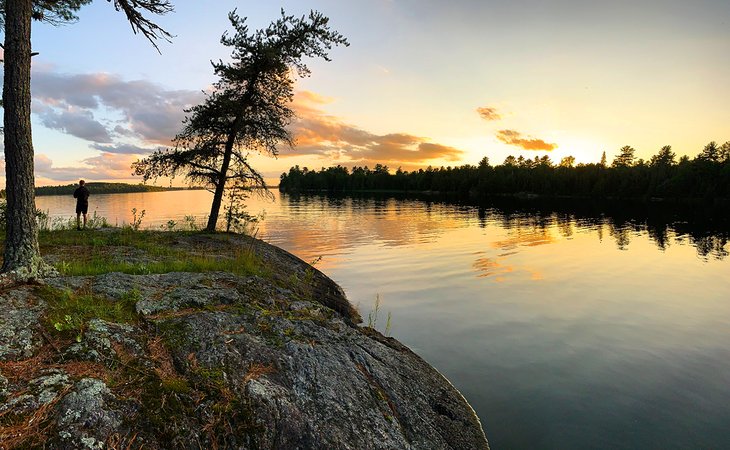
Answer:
xmin=32 ymin=182 xmax=193 ymax=197
xmin=279 ymin=142 xmax=730 ymax=200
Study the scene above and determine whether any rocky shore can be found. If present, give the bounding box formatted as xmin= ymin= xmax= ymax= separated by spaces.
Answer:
xmin=0 ymin=231 xmax=488 ymax=449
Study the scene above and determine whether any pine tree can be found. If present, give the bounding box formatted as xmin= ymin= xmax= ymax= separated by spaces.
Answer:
xmin=649 ymin=145 xmax=676 ymax=167
xmin=133 ymin=9 xmax=348 ymax=232
xmin=612 ymin=146 xmax=636 ymax=168
xmin=559 ymin=155 xmax=576 ymax=168
xmin=699 ymin=141 xmax=720 ymax=162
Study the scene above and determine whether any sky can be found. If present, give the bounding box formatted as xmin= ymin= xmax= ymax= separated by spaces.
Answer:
xmin=3 ymin=0 xmax=729 ymax=186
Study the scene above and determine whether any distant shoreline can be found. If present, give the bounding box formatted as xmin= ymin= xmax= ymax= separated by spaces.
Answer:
xmin=279 ymin=187 xmax=730 ymax=205
xmin=34 ymin=182 xmax=205 ymax=197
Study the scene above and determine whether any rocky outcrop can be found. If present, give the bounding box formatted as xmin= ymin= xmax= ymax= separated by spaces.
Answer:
xmin=0 ymin=233 xmax=488 ymax=449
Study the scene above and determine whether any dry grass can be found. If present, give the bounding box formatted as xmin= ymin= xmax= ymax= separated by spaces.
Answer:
xmin=104 ymin=431 xmax=141 ymax=450
xmin=243 ymin=363 xmax=276 ymax=384
xmin=146 ymin=308 xmax=201 ymax=321
xmin=0 ymin=339 xmax=112 ymax=449
xmin=55 ymin=361 xmax=109 ymax=381
xmin=0 ymin=346 xmax=55 ymax=383
xmin=0 ymin=386 xmax=71 ymax=449
xmin=148 ymin=337 xmax=178 ymax=382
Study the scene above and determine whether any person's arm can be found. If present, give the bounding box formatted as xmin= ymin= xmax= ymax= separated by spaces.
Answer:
xmin=73 ymin=188 xmax=78 ymax=199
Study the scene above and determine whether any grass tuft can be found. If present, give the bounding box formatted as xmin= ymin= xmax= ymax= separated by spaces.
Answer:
xmin=36 ymin=286 xmax=140 ymax=342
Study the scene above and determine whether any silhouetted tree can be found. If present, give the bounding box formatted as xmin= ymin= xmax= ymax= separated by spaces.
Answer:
xmin=720 ymin=141 xmax=730 ymax=163
xmin=649 ymin=145 xmax=676 ymax=167
xmin=1 ymin=0 xmax=172 ymax=276
xmin=538 ymin=155 xmax=552 ymax=167
xmin=478 ymin=156 xmax=490 ymax=169
xmin=612 ymin=145 xmax=636 ymax=168
xmin=559 ymin=156 xmax=576 ymax=168
xmin=133 ymin=9 xmax=348 ymax=232
xmin=699 ymin=141 xmax=720 ymax=162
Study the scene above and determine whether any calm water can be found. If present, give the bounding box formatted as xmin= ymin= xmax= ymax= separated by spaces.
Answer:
xmin=37 ymin=190 xmax=730 ymax=449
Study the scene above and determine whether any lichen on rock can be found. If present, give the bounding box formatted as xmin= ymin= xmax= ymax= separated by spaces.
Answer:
xmin=55 ymin=378 xmax=128 ymax=449
xmin=0 ymin=232 xmax=489 ymax=449
xmin=0 ymin=371 xmax=8 ymax=402
xmin=0 ymin=285 xmax=46 ymax=360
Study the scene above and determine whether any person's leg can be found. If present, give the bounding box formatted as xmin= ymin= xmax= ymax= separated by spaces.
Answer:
xmin=76 ymin=212 xmax=81 ymax=230
xmin=83 ymin=213 xmax=87 ymax=229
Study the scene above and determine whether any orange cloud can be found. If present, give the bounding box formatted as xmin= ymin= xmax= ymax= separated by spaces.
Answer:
xmin=496 ymin=129 xmax=557 ymax=151
xmin=286 ymin=90 xmax=465 ymax=166
xmin=293 ymin=90 xmax=334 ymax=105
xmin=476 ymin=106 xmax=501 ymax=121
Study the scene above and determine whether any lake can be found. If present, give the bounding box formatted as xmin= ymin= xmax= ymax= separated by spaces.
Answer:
xmin=37 ymin=190 xmax=730 ymax=449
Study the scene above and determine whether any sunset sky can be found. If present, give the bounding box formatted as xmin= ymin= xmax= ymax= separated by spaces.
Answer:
xmin=5 ymin=0 xmax=729 ymax=185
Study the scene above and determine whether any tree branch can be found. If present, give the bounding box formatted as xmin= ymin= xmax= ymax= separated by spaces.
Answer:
xmin=109 ymin=0 xmax=174 ymax=52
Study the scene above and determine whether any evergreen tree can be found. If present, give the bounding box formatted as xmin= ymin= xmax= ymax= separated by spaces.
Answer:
xmin=650 ymin=145 xmax=676 ymax=167
xmin=133 ymin=9 xmax=348 ymax=232
xmin=699 ymin=141 xmax=720 ymax=162
xmin=612 ymin=145 xmax=636 ymax=168
xmin=559 ymin=155 xmax=576 ymax=168
xmin=720 ymin=141 xmax=730 ymax=163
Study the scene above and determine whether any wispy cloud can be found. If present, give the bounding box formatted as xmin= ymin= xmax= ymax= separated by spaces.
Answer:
xmin=496 ymin=129 xmax=557 ymax=151
xmin=287 ymin=91 xmax=464 ymax=166
xmin=476 ymin=106 xmax=501 ymax=121
xmin=89 ymin=143 xmax=158 ymax=155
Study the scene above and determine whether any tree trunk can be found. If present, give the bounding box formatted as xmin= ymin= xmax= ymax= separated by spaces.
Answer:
xmin=2 ymin=0 xmax=43 ymax=275
xmin=206 ymin=130 xmax=236 ymax=232
xmin=206 ymin=77 xmax=257 ymax=232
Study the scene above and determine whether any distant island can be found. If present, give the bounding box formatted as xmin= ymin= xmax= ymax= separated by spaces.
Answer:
xmin=33 ymin=182 xmax=202 ymax=197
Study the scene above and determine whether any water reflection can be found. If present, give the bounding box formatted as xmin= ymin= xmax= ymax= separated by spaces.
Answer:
xmin=477 ymin=197 xmax=729 ymax=260
xmin=36 ymin=190 xmax=728 ymax=262
xmin=473 ymin=255 xmax=513 ymax=279
xmin=277 ymin=193 xmax=729 ymax=264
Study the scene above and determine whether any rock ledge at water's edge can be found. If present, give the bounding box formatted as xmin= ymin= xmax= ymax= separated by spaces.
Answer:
xmin=0 ymin=232 xmax=488 ymax=449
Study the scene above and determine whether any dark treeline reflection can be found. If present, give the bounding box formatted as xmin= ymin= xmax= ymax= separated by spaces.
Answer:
xmin=476 ymin=196 xmax=729 ymax=260
xmin=282 ymin=192 xmax=729 ymax=260
xmin=279 ymin=142 xmax=730 ymax=200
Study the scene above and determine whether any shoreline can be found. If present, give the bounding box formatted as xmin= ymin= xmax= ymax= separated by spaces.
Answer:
xmin=279 ymin=187 xmax=730 ymax=205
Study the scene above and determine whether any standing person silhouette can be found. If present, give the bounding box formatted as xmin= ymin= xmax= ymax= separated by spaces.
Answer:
xmin=73 ymin=180 xmax=90 ymax=230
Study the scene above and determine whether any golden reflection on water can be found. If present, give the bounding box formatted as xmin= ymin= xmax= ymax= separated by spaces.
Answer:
xmin=491 ymin=229 xmax=555 ymax=251
xmin=472 ymin=255 xmax=515 ymax=281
